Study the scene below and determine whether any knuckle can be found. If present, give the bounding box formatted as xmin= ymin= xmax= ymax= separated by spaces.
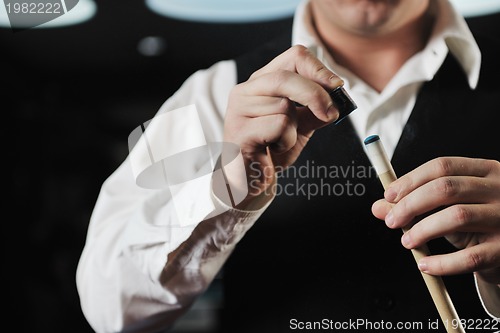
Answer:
xmin=313 ymin=64 xmax=330 ymax=79
xmin=398 ymin=197 xmax=411 ymax=215
xmin=249 ymin=70 xmax=261 ymax=81
xmin=396 ymin=177 xmax=413 ymax=196
xmin=277 ymin=97 xmax=292 ymax=114
xmin=436 ymin=259 xmax=446 ymax=275
xmin=435 ymin=157 xmax=454 ymax=176
xmin=289 ymin=44 xmax=309 ymax=58
xmin=415 ymin=222 xmax=430 ymax=243
xmin=434 ymin=177 xmax=458 ymax=198
xmin=273 ymin=113 xmax=292 ymax=132
xmin=452 ymin=205 xmax=473 ymax=227
xmin=391 ymin=199 xmax=410 ymax=223
xmin=308 ymin=87 xmax=324 ymax=102
xmin=465 ymin=251 xmax=483 ymax=272
xmin=230 ymin=82 xmax=245 ymax=96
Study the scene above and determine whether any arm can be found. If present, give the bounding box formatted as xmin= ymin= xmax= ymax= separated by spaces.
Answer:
xmin=372 ymin=156 xmax=500 ymax=318
xmin=77 ymin=45 xmax=348 ymax=333
xmin=76 ymin=60 xmax=270 ymax=333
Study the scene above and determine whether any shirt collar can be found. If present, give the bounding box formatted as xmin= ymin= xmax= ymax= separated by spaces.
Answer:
xmin=291 ymin=0 xmax=481 ymax=90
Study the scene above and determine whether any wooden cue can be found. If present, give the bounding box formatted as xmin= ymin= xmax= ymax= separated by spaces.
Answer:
xmin=364 ymin=135 xmax=465 ymax=333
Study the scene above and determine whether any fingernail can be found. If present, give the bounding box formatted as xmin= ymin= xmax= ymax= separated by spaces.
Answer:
xmin=402 ymin=233 xmax=411 ymax=248
xmin=385 ymin=187 xmax=397 ymax=202
xmin=418 ymin=260 xmax=428 ymax=273
xmin=329 ymin=76 xmax=344 ymax=87
xmin=385 ymin=210 xmax=394 ymax=227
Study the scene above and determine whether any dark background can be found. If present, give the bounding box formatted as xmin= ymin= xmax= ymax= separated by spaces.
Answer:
xmin=3 ymin=1 xmax=499 ymax=332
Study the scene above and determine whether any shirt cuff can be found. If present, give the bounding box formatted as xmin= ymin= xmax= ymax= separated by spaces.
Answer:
xmin=474 ymin=273 xmax=500 ymax=319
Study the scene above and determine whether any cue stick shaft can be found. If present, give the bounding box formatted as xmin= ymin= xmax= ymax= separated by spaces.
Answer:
xmin=365 ymin=135 xmax=465 ymax=333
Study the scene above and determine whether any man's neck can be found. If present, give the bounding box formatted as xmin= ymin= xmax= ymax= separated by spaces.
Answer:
xmin=312 ymin=8 xmax=435 ymax=92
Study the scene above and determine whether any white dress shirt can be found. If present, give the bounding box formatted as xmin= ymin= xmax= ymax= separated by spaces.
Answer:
xmin=76 ymin=1 xmax=498 ymax=332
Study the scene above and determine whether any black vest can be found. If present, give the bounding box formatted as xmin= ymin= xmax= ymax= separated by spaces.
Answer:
xmin=219 ymin=32 xmax=499 ymax=332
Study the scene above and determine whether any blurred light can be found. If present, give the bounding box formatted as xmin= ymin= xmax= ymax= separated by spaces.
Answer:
xmin=0 ymin=0 xmax=97 ymax=29
xmin=450 ymin=0 xmax=500 ymax=17
xmin=137 ymin=36 xmax=167 ymax=57
xmin=145 ymin=0 xmax=302 ymax=23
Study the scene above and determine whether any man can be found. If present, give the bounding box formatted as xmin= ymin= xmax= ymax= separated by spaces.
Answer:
xmin=76 ymin=0 xmax=500 ymax=332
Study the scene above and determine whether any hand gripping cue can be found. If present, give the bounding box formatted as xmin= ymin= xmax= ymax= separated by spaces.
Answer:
xmin=364 ymin=135 xmax=465 ymax=333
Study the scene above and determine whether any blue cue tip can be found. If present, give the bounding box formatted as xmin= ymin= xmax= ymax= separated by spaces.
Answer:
xmin=364 ymin=135 xmax=380 ymax=145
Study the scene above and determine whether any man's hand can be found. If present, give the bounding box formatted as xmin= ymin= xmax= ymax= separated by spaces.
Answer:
xmin=223 ymin=45 xmax=343 ymax=204
xmin=372 ymin=157 xmax=500 ymax=285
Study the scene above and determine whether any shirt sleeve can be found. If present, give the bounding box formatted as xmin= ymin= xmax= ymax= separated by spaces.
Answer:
xmin=75 ymin=59 xmax=273 ymax=333
xmin=475 ymin=274 xmax=500 ymax=319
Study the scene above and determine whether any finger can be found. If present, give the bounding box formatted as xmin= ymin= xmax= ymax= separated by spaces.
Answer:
xmin=242 ymin=70 xmax=339 ymax=123
xmin=239 ymin=114 xmax=298 ymax=154
xmin=371 ymin=199 xmax=393 ymax=220
xmin=230 ymin=95 xmax=294 ymax=118
xmin=250 ymin=45 xmax=344 ymax=91
xmin=386 ymin=176 xmax=499 ymax=228
xmin=417 ymin=240 xmax=500 ymax=276
xmin=385 ymin=157 xmax=500 ymax=203
xmin=401 ymin=203 xmax=500 ymax=249
xmin=295 ymin=105 xmax=334 ymax=137
xmin=230 ymin=94 xmax=326 ymax=140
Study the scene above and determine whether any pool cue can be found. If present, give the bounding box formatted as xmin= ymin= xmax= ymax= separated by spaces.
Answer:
xmin=364 ymin=135 xmax=465 ymax=333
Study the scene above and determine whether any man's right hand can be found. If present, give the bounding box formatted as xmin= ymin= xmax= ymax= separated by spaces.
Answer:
xmin=222 ymin=45 xmax=344 ymax=206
